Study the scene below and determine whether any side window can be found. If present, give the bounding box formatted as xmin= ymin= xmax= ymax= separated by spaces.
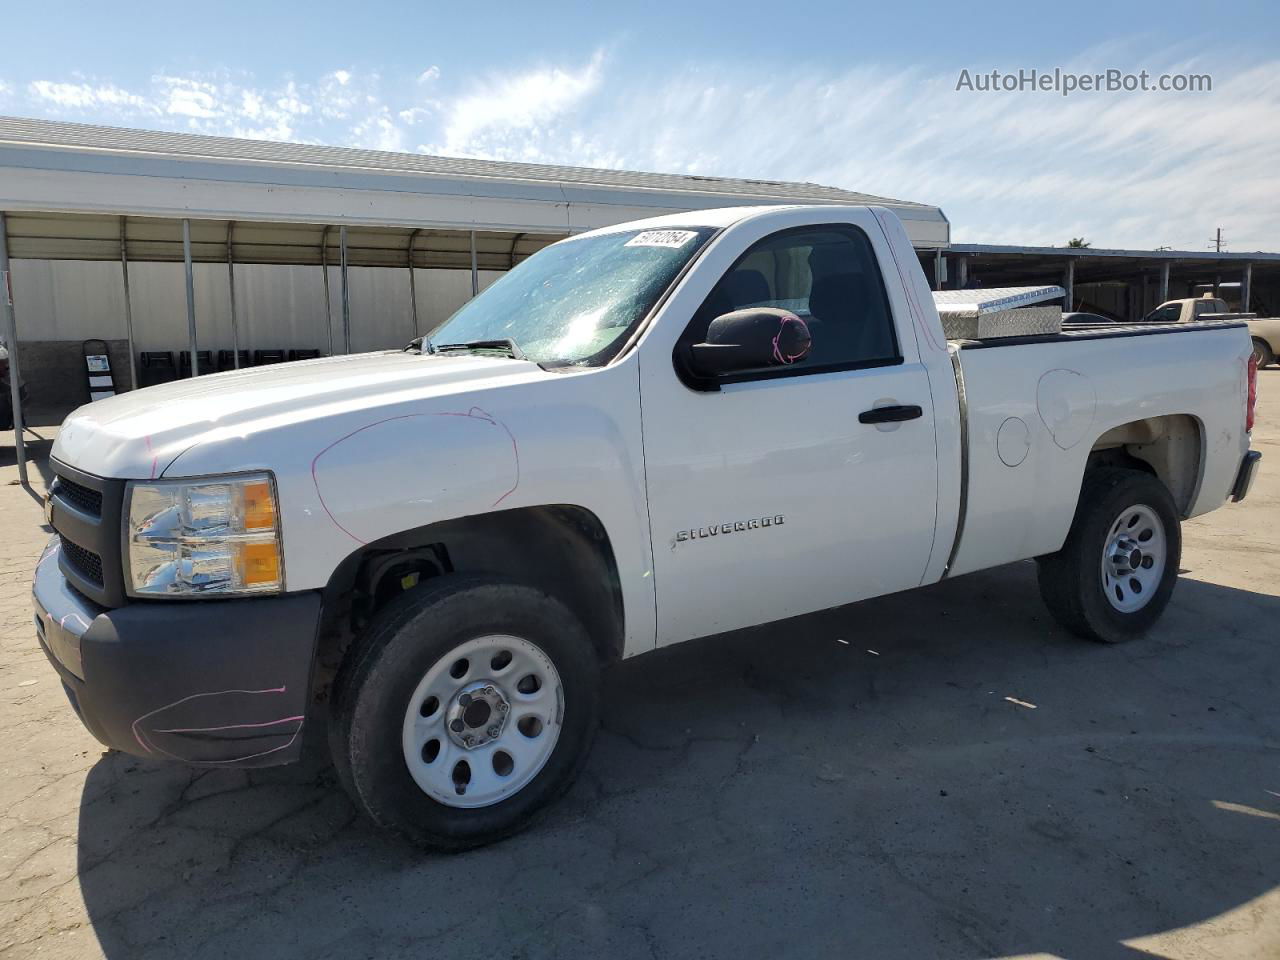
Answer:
xmin=684 ymin=225 xmax=899 ymax=374
xmin=1150 ymin=304 xmax=1181 ymax=322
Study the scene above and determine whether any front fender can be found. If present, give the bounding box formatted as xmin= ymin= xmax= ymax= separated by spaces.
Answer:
xmin=162 ymin=365 xmax=658 ymax=656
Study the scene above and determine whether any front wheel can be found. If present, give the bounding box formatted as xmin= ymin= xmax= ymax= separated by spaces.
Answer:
xmin=1037 ymin=467 xmax=1181 ymax=643
xmin=330 ymin=576 xmax=600 ymax=850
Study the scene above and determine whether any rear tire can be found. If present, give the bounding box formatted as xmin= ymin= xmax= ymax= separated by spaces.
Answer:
xmin=1252 ymin=338 xmax=1275 ymax=369
xmin=1037 ymin=468 xmax=1181 ymax=643
xmin=330 ymin=575 xmax=600 ymax=850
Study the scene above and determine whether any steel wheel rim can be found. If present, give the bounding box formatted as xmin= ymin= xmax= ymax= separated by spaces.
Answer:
xmin=1100 ymin=503 xmax=1166 ymax=613
xmin=401 ymin=634 xmax=563 ymax=809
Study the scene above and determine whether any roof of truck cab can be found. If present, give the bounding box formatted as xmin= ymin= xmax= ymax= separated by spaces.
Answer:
xmin=571 ymin=205 xmax=808 ymax=235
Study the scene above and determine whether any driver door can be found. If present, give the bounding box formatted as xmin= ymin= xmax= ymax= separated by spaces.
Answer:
xmin=638 ymin=214 xmax=939 ymax=646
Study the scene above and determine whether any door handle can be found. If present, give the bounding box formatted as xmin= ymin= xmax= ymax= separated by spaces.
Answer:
xmin=858 ymin=404 xmax=923 ymax=424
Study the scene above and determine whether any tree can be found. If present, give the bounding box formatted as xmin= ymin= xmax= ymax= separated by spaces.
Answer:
xmin=1067 ymin=238 xmax=1091 ymax=248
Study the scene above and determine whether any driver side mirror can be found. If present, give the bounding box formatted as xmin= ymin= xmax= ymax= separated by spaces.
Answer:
xmin=686 ymin=308 xmax=812 ymax=379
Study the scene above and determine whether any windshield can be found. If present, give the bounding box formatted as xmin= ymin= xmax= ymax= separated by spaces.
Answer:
xmin=427 ymin=226 xmax=717 ymax=366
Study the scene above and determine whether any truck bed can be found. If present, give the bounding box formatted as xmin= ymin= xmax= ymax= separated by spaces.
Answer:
xmin=952 ymin=318 xmax=1247 ymax=349
xmin=944 ymin=317 xmax=1250 ymax=579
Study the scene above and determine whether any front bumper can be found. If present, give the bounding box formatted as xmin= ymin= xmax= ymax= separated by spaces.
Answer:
xmin=33 ymin=538 xmax=322 ymax=767
xmin=1231 ymin=450 xmax=1262 ymax=503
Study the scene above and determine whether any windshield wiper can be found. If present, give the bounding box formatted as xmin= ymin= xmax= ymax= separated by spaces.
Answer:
xmin=432 ymin=338 xmax=527 ymax=360
xmin=404 ymin=336 xmax=435 ymax=354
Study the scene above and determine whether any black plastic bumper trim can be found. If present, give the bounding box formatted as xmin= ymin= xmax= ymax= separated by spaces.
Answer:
xmin=1231 ymin=450 xmax=1261 ymax=503
xmin=34 ymin=580 xmax=322 ymax=768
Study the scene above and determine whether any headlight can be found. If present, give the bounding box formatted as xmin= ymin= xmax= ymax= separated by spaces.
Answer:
xmin=125 ymin=473 xmax=283 ymax=597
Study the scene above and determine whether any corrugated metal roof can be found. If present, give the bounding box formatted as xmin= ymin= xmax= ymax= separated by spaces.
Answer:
xmin=950 ymin=242 xmax=1280 ymax=263
xmin=0 ymin=115 xmax=930 ymax=209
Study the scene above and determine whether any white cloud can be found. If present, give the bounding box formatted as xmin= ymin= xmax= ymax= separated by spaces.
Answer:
xmin=274 ymin=82 xmax=312 ymax=117
xmin=29 ymin=79 xmax=151 ymax=111
xmin=12 ymin=48 xmax=1278 ymax=250
xmin=411 ymin=49 xmax=1277 ymax=250
xmin=158 ymin=77 xmax=220 ymax=118
xmin=398 ymin=106 xmax=436 ymax=125
xmin=351 ymin=109 xmax=406 ymax=152
xmin=421 ymin=50 xmax=604 ymax=159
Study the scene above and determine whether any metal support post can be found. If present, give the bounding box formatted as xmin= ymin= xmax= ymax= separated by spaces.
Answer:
xmin=0 ymin=212 xmax=28 ymax=486
xmin=227 ymin=221 xmax=240 ymax=368
xmin=182 ymin=219 xmax=199 ymax=376
xmin=470 ymin=230 xmax=479 ymax=297
xmin=340 ymin=226 xmax=351 ymax=354
xmin=320 ymin=226 xmax=333 ymax=355
xmin=120 ymin=217 xmax=137 ymax=389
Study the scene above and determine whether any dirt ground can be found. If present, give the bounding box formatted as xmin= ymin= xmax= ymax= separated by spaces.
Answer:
xmin=1 ymin=374 xmax=1278 ymax=960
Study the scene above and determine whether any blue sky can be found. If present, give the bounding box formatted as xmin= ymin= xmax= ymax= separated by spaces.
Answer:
xmin=2 ymin=0 xmax=1277 ymax=250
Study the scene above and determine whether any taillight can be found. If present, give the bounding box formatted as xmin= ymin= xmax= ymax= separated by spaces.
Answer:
xmin=1246 ymin=353 xmax=1258 ymax=433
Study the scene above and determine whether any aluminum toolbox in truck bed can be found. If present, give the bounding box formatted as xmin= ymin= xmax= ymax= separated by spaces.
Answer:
xmin=933 ymin=286 xmax=1065 ymax=340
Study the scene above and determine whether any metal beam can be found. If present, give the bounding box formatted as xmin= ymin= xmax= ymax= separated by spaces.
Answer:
xmin=407 ymin=228 xmax=422 ymax=339
xmin=1159 ymin=261 xmax=1171 ymax=303
xmin=1242 ymin=262 xmax=1253 ymax=312
xmin=339 ymin=225 xmax=351 ymax=354
xmin=182 ymin=219 xmax=198 ymax=376
xmin=226 ymin=221 xmax=240 ymax=368
xmin=932 ymin=249 xmax=944 ymax=290
xmin=470 ymin=230 xmax=479 ymax=297
xmin=119 ymin=217 xmax=137 ymax=389
xmin=320 ymin=226 xmax=333 ymax=356
xmin=0 ymin=212 xmax=29 ymax=486
xmin=1063 ymin=259 xmax=1075 ymax=311
xmin=955 ymin=255 xmax=968 ymax=290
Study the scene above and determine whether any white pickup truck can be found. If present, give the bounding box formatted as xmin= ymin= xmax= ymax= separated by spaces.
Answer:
xmin=1145 ymin=294 xmax=1280 ymax=368
xmin=34 ymin=205 xmax=1261 ymax=849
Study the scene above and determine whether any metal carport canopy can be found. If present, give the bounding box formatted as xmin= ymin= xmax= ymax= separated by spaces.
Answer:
xmin=0 ymin=116 xmax=950 ymax=249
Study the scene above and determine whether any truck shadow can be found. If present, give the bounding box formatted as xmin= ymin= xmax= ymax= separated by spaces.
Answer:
xmin=75 ymin=563 xmax=1280 ymax=959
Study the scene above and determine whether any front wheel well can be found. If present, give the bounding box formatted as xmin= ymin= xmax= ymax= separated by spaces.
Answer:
xmin=314 ymin=505 xmax=624 ymax=702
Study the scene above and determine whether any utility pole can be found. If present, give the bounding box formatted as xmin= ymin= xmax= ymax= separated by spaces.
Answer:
xmin=1209 ymin=228 xmax=1226 ymax=253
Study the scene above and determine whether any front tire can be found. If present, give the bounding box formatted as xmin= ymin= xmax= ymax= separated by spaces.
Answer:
xmin=1037 ymin=468 xmax=1181 ymax=643
xmin=330 ymin=575 xmax=600 ymax=850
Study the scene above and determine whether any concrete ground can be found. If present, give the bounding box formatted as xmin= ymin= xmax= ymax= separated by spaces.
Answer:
xmin=1 ymin=378 xmax=1278 ymax=960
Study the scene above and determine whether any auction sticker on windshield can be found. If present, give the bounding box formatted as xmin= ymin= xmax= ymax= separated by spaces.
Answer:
xmin=625 ymin=230 xmax=699 ymax=249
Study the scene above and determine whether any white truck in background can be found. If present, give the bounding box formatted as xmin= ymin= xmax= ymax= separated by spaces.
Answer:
xmin=34 ymin=205 xmax=1261 ymax=849
xmin=1145 ymin=293 xmax=1280 ymax=368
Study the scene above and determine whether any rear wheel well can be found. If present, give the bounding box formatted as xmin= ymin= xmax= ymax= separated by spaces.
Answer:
xmin=314 ymin=505 xmax=624 ymax=701
xmin=1087 ymin=414 xmax=1203 ymax=516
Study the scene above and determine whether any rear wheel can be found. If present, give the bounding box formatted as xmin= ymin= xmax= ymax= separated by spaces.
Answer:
xmin=1037 ymin=468 xmax=1181 ymax=643
xmin=330 ymin=575 xmax=600 ymax=849
xmin=1252 ymin=338 xmax=1275 ymax=369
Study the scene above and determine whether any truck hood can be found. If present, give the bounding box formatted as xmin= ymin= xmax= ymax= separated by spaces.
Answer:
xmin=52 ymin=351 xmax=547 ymax=479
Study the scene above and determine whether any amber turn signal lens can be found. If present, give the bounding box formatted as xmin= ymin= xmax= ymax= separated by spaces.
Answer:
xmin=237 ymin=541 xmax=281 ymax=587
xmin=241 ymin=480 xmax=277 ymax=531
